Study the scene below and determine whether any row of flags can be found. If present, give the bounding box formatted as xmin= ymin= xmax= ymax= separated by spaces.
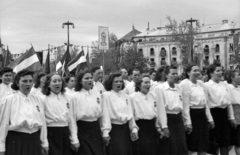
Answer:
xmin=0 ymin=38 xmax=12 ymax=68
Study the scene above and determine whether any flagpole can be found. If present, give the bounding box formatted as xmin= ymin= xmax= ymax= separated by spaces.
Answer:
xmin=102 ymin=49 xmax=105 ymax=76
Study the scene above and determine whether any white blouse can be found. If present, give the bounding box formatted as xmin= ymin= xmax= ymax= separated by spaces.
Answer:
xmin=71 ymin=89 xmax=102 ymax=122
xmin=100 ymin=90 xmax=138 ymax=137
xmin=205 ymin=80 xmax=234 ymax=120
xmin=93 ymin=81 xmax=106 ymax=94
xmin=30 ymin=87 xmax=42 ymax=96
xmin=0 ymin=83 xmax=15 ymax=100
xmin=179 ymin=79 xmax=213 ymax=125
xmin=129 ymin=92 xmax=157 ymax=120
xmin=123 ymin=81 xmax=136 ymax=95
xmin=42 ymin=93 xmax=78 ymax=144
xmin=150 ymin=81 xmax=164 ymax=92
xmin=154 ymin=82 xmax=183 ymax=129
xmin=65 ymin=87 xmax=75 ymax=96
xmin=0 ymin=91 xmax=48 ymax=152
xmin=228 ymin=84 xmax=240 ymax=105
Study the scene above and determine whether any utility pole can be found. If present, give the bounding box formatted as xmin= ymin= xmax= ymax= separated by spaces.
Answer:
xmin=62 ymin=21 xmax=75 ymax=51
xmin=186 ymin=18 xmax=197 ymax=63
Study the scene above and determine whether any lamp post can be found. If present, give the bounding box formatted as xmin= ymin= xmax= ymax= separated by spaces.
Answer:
xmin=186 ymin=18 xmax=197 ymax=63
xmin=62 ymin=21 xmax=75 ymax=50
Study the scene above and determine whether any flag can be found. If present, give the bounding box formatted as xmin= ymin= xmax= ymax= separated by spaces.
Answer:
xmin=44 ymin=49 xmax=50 ymax=74
xmin=8 ymin=46 xmax=42 ymax=73
xmin=36 ymin=51 xmax=43 ymax=65
xmin=56 ymin=46 xmax=71 ymax=76
xmin=3 ymin=46 xmax=12 ymax=67
xmin=75 ymin=50 xmax=89 ymax=74
xmin=68 ymin=50 xmax=85 ymax=74
xmin=0 ymin=38 xmax=3 ymax=68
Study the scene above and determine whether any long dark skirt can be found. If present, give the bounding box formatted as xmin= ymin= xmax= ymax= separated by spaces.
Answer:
xmin=106 ymin=123 xmax=132 ymax=155
xmin=158 ymin=113 xmax=188 ymax=155
xmin=187 ymin=108 xmax=209 ymax=152
xmin=132 ymin=119 xmax=158 ymax=155
xmin=230 ymin=105 xmax=240 ymax=146
xmin=210 ymin=107 xmax=231 ymax=147
xmin=73 ymin=120 xmax=104 ymax=155
xmin=47 ymin=126 xmax=71 ymax=155
xmin=6 ymin=130 xmax=41 ymax=155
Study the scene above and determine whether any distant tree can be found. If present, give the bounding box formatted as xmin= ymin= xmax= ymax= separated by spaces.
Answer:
xmin=165 ymin=16 xmax=201 ymax=65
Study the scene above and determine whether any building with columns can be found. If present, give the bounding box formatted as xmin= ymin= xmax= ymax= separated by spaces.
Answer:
xmin=132 ymin=20 xmax=240 ymax=71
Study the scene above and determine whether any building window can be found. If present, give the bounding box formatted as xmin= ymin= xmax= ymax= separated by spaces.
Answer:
xmin=150 ymin=58 xmax=155 ymax=62
xmin=160 ymin=48 xmax=167 ymax=57
xmin=215 ymin=44 xmax=220 ymax=52
xmin=138 ymin=49 xmax=143 ymax=53
xmin=229 ymin=43 xmax=234 ymax=52
xmin=172 ymin=47 xmax=177 ymax=55
xmin=138 ymin=39 xmax=142 ymax=42
xmin=204 ymin=45 xmax=209 ymax=54
xmin=150 ymin=48 xmax=155 ymax=55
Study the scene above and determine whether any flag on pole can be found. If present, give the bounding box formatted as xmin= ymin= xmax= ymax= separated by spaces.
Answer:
xmin=75 ymin=50 xmax=89 ymax=75
xmin=56 ymin=46 xmax=71 ymax=76
xmin=0 ymin=38 xmax=3 ymax=68
xmin=67 ymin=50 xmax=85 ymax=74
xmin=8 ymin=46 xmax=42 ymax=73
xmin=3 ymin=46 xmax=12 ymax=67
xmin=44 ymin=49 xmax=50 ymax=74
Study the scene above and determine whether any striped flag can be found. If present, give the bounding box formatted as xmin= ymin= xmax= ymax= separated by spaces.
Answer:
xmin=0 ymin=38 xmax=3 ymax=68
xmin=4 ymin=46 xmax=12 ymax=67
xmin=56 ymin=46 xmax=71 ymax=76
xmin=44 ymin=49 xmax=50 ymax=74
xmin=68 ymin=50 xmax=85 ymax=74
xmin=8 ymin=46 xmax=42 ymax=73
xmin=75 ymin=50 xmax=89 ymax=74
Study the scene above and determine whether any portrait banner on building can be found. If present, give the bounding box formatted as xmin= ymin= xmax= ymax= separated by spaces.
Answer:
xmin=98 ymin=26 xmax=109 ymax=50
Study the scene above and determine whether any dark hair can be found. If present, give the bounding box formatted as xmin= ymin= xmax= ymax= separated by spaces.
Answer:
xmin=75 ymin=69 xmax=92 ymax=91
xmin=11 ymin=69 xmax=34 ymax=90
xmin=224 ymin=70 xmax=239 ymax=84
xmin=185 ymin=63 xmax=198 ymax=79
xmin=206 ymin=62 xmax=221 ymax=80
xmin=64 ymin=75 xmax=75 ymax=84
xmin=0 ymin=67 xmax=13 ymax=76
xmin=154 ymin=66 xmax=166 ymax=82
xmin=92 ymin=66 xmax=101 ymax=73
xmin=104 ymin=73 xmax=125 ymax=91
xmin=42 ymin=73 xmax=66 ymax=96
xmin=135 ymin=75 xmax=150 ymax=92
xmin=164 ymin=65 xmax=178 ymax=75
xmin=149 ymin=70 xmax=156 ymax=76
xmin=34 ymin=72 xmax=46 ymax=88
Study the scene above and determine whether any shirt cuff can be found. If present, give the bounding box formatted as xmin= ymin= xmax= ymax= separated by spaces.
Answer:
xmin=102 ymin=130 xmax=110 ymax=138
xmin=229 ymin=115 xmax=235 ymax=120
xmin=41 ymin=140 xmax=49 ymax=148
xmin=0 ymin=144 xmax=5 ymax=152
xmin=161 ymin=125 xmax=168 ymax=129
xmin=71 ymin=137 xmax=79 ymax=145
xmin=132 ymin=127 xmax=138 ymax=133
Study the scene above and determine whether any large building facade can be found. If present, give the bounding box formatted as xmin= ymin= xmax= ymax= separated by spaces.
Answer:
xmin=132 ymin=20 xmax=240 ymax=71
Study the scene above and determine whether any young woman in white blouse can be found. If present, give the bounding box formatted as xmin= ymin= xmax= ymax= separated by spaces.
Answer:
xmin=101 ymin=73 xmax=139 ymax=155
xmin=41 ymin=74 xmax=79 ymax=155
xmin=71 ymin=69 xmax=104 ymax=155
xmin=224 ymin=70 xmax=240 ymax=155
xmin=64 ymin=75 xmax=75 ymax=95
xmin=150 ymin=66 xmax=166 ymax=92
xmin=130 ymin=75 xmax=158 ymax=155
xmin=154 ymin=65 xmax=188 ymax=155
xmin=0 ymin=69 xmax=49 ymax=155
xmin=31 ymin=72 xmax=46 ymax=96
xmin=0 ymin=67 xmax=15 ymax=100
xmin=179 ymin=64 xmax=214 ymax=155
xmin=205 ymin=63 xmax=237 ymax=155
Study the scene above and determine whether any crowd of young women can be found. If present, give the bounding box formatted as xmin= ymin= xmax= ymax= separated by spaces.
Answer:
xmin=0 ymin=62 xmax=240 ymax=155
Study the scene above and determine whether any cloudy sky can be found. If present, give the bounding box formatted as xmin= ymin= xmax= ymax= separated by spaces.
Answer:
xmin=0 ymin=0 xmax=240 ymax=54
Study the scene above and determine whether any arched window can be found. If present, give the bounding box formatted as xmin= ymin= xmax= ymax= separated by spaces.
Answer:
xmin=160 ymin=48 xmax=166 ymax=57
xmin=172 ymin=47 xmax=177 ymax=55
xmin=215 ymin=44 xmax=220 ymax=52
xmin=204 ymin=45 xmax=209 ymax=54
xmin=150 ymin=48 xmax=154 ymax=55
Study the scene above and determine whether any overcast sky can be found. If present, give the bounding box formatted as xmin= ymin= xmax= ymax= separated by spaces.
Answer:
xmin=0 ymin=0 xmax=240 ymax=54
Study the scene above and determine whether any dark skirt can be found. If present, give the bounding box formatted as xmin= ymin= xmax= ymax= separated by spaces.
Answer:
xmin=210 ymin=107 xmax=231 ymax=147
xmin=158 ymin=113 xmax=188 ymax=155
xmin=106 ymin=122 xmax=132 ymax=155
xmin=6 ymin=130 xmax=41 ymax=155
xmin=187 ymin=108 xmax=209 ymax=152
xmin=47 ymin=126 xmax=71 ymax=155
xmin=132 ymin=119 xmax=158 ymax=155
xmin=230 ymin=125 xmax=240 ymax=146
xmin=73 ymin=120 xmax=104 ymax=155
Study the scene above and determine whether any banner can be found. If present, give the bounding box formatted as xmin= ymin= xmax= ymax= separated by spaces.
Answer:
xmin=233 ymin=33 xmax=240 ymax=61
xmin=98 ymin=26 xmax=109 ymax=50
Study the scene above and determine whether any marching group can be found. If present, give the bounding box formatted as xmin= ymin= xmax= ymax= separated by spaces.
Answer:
xmin=0 ymin=62 xmax=240 ymax=155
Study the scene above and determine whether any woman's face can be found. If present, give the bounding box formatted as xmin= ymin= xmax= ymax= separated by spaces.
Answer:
xmin=40 ymin=76 xmax=46 ymax=88
xmin=166 ymin=69 xmax=178 ymax=84
xmin=18 ymin=75 xmax=33 ymax=95
xmin=2 ymin=72 xmax=12 ymax=85
xmin=188 ymin=66 xmax=200 ymax=81
xmin=81 ymin=73 xmax=93 ymax=90
xmin=211 ymin=66 xmax=222 ymax=82
xmin=232 ymin=72 xmax=240 ymax=84
xmin=49 ymin=75 xmax=62 ymax=94
xmin=140 ymin=77 xmax=150 ymax=94
xmin=112 ymin=76 xmax=123 ymax=92
xmin=67 ymin=77 xmax=75 ymax=89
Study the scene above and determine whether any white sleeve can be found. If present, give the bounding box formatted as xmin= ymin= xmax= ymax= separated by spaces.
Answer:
xmin=0 ymin=98 xmax=11 ymax=152
xmin=39 ymin=101 xmax=49 ymax=148
xmin=128 ymin=97 xmax=139 ymax=133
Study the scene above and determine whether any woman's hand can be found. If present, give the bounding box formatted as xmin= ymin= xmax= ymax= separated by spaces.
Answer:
xmin=102 ymin=137 xmax=111 ymax=146
xmin=71 ymin=143 xmax=80 ymax=152
xmin=209 ymin=121 xmax=215 ymax=129
xmin=185 ymin=124 xmax=193 ymax=135
xmin=42 ymin=147 xmax=49 ymax=155
xmin=230 ymin=119 xmax=238 ymax=129
xmin=131 ymin=132 xmax=139 ymax=141
xmin=162 ymin=128 xmax=170 ymax=138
